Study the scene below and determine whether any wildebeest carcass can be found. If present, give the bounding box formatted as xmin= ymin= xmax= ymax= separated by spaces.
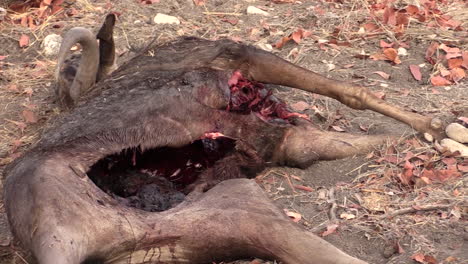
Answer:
xmin=4 ymin=17 xmax=446 ymax=264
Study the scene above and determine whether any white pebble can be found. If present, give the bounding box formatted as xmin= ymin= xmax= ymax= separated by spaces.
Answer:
xmin=247 ymin=6 xmax=270 ymax=16
xmin=446 ymin=123 xmax=468 ymax=143
xmin=41 ymin=34 xmax=63 ymax=57
xmin=440 ymin=138 xmax=468 ymax=157
xmin=153 ymin=13 xmax=180 ymax=25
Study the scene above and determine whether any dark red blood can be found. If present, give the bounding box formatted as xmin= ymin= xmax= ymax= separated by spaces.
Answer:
xmin=228 ymin=71 xmax=309 ymax=122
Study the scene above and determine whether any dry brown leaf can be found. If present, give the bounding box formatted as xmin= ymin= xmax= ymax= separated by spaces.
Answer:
xmin=321 ymin=224 xmax=338 ymax=237
xmin=380 ymin=40 xmax=393 ymax=48
xmin=447 ymin=58 xmax=463 ymax=70
xmin=373 ymin=71 xmax=390 ymax=79
xmin=430 ymin=75 xmax=451 ymax=86
xmin=293 ymin=185 xmax=313 ymax=192
xmin=449 ymin=68 xmax=466 ymax=82
xmin=19 ymin=34 xmax=29 ymax=48
xmin=22 ymin=110 xmax=38 ymax=123
xmin=425 ymin=42 xmax=438 ymax=64
xmin=383 ymin=48 xmax=401 ymax=64
xmin=411 ymin=253 xmax=425 ymax=263
xmin=409 ymin=65 xmax=422 ymax=81
xmin=331 ymin=125 xmax=345 ymax=132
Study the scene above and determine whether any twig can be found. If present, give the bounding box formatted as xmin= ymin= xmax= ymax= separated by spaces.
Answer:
xmin=202 ymin=12 xmax=243 ymax=16
xmin=376 ymin=204 xmax=452 ymax=220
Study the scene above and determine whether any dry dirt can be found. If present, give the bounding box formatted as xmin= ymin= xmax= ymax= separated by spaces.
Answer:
xmin=0 ymin=0 xmax=467 ymax=263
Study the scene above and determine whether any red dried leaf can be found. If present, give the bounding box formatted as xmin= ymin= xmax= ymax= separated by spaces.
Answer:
xmin=370 ymin=53 xmax=388 ymax=61
xmin=409 ymin=65 xmax=422 ymax=81
xmin=396 ymin=12 xmax=409 ymax=26
xmin=221 ymin=18 xmax=238 ymax=26
xmin=290 ymin=101 xmax=309 ymax=111
xmin=425 ymin=42 xmax=438 ymax=64
xmin=331 ymin=125 xmax=345 ymax=132
xmin=462 ymin=51 xmax=468 ymax=69
xmin=447 ymin=58 xmax=463 ymax=69
xmin=22 ymin=110 xmax=38 ymax=123
xmin=383 ymin=6 xmax=396 ymax=25
xmin=424 ymin=255 xmax=438 ymax=264
xmin=406 ymin=5 xmax=419 ymax=15
xmin=293 ymin=185 xmax=313 ymax=192
xmin=412 ymin=253 xmax=426 ymax=263
xmin=399 ymin=160 xmax=414 ymax=185
xmin=19 ymin=34 xmax=29 ymax=48
xmin=380 ymin=40 xmax=394 ymax=48
xmin=430 ymin=75 xmax=452 ymax=86
xmin=383 ymin=48 xmax=401 ymax=64
xmin=373 ymin=71 xmax=390 ymax=79
xmin=450 ymin=68 xmax=466 ymax=82
xmin=274 ymin=36 xmax=292 ymax=49
xmin=43 ymin=0 xmax=53 ymax=5
xmin=363 ymin=23 xmax=379 ymax=32
xmin=321 ymin=224 xmax=339 ymax=237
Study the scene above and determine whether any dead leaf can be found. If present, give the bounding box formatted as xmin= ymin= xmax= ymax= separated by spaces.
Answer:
xmin=447 ymin=58 xmax=463 ymax=69
xmin=409 ymin=65 xmax=422 ymax=81
xmin=399 ymin=160 xmax=414 ymax=185
xmin=449 ymin=68 xmax=466 ymax=82
xmin=290 ymin=101 xmax=309 ymax=111
xmin=274 ymin=36 xmax=292 ymax=49
xmin=321 ymin=224 xmax=338 ymax=237
xmin=22 ymin=110 xmax=38 ymax=123
xmin=379 ymin=40 xmax=393 ymax=48
xmin=425 ymin=42 xmax=438 ymax=64
xmin=339 ymin=212 xmax=356 ymax=220
xmin=293 ymin=185 xmax=313 ymax=192
xmin=19 ymin=34 xmax=29 ymax=48
xmin=0 ymin=55 xmax=7 ymax=60
xmin=430 ymin=75 xmax=452 ymax=86
xmin=406 ymin=5 xmax=419 ymax=15
xmin=383 ymin=48 xmax=401 ymax=64
xmin=462 ymin=51 xmax=468 ymax=69
xmin=284 ymin=210 xmax=301 ymax=222
xmin=331 ymin=125 xmax=345 ymax=132
xmin=373 ymin=71 xmax=390 ymax=79
xmin=411 ymin=253 xmax=425 ymax=263
xmin=383 ymin=6 xmax=396 ymax=25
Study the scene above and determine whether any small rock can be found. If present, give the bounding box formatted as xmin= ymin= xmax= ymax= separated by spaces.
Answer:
xmin=153 ymin=13 xmax=180 ymax=25
xmin=424 ymin=132 xmax=434 ymax=142
xmin=440 ymin=138 xmax=468 ymax=157
xmin=41 ymin=34 xmax=63 ymax=57
xmin=446 ymin=123 xmax=468 ymax=143
xmin=257 ymin=43 xmax=273 ymax=52
xmin=247 ymin=6 xmax=270 ymax=16
xmin=397 ymin=47 xmax=408 ymax=56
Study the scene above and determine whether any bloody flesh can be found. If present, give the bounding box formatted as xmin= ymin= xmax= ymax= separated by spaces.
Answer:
xmin=228 ymin=70 xmax=309 ymax=121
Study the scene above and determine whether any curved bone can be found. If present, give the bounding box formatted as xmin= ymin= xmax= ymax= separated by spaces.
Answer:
xmin=56 ymin=14 xmax=117 ymax=109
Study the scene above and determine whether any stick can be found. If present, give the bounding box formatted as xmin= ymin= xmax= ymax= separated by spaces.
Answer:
xmin=376 ymin=204 xmax=452 ymax=220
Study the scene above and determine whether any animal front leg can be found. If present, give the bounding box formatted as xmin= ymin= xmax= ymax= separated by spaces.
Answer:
xmin=274 ymin=125 xmax=393 ymax=168
xmin=240 ymin=48 xmax=444 ymax=139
